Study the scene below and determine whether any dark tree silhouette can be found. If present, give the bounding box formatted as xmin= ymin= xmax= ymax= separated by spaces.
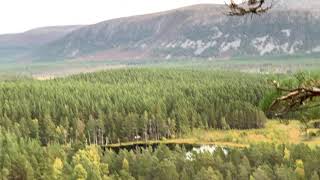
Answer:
xmin=268 ymin=75 xmax=320 ymax=117
xmin=226 ymin=0 xmax=272 ymax=16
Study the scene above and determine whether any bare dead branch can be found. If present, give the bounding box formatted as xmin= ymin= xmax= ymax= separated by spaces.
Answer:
xmin=226 ymin=0 xmax=272 ymax=16
xmin=268 ymin=80 xmax=320 ymax=117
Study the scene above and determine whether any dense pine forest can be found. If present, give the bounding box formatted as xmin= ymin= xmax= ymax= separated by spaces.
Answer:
xmin=1 ymin=68 xmax=320 ymax=180
xmin=0 ymin=69 xmax=268 ymax=145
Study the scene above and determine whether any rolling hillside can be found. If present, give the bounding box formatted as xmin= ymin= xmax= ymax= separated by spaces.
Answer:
xmin=1 ymin=0 xmax=320 ymax=61
xmin=0 ymin=25 xmax=82 ymax=60
xmin=33 ymin=0 xmax=320 ymax=61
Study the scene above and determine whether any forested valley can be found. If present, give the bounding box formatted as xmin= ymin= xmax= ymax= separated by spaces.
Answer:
xmin=1 ymin=68 xmax=320 ymax=179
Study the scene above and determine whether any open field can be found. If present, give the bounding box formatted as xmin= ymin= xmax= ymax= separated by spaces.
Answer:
xmin=0 ymin=60 xmax=127 ymax=79
xmin=107 ymin=120 xmax=320 ymax=148
xmin=2 ymin=55 xmax=320 ymax=79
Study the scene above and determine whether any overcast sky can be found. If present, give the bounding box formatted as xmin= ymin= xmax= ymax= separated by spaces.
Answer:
xmin=0 ymin=0 xmax=244 ymax=34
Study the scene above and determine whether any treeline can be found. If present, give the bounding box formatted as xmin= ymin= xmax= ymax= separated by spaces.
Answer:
xmin=0 ymin=69 xmax=269 ymax=145
xmin=1 ymin=129 xmax=320 ymax=180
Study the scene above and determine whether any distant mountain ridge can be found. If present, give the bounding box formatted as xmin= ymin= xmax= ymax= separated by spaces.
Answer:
xmin=0 ymin=26 xmax=82 ymax=60
xmin=1 ymin=0 xmax=320 ymax=61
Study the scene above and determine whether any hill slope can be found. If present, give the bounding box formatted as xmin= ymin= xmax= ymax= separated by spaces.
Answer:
xmin=35 ymin=1 xmax=320 ymax=60
xmin=0 ymin=25 xmax=82 ymax=60
xmin=2 ymin=0 xmax=320 ymax=61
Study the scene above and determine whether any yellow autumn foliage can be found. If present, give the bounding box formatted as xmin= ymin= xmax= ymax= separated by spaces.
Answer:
xmin=53 ymin=158 xmax=63 ymax=179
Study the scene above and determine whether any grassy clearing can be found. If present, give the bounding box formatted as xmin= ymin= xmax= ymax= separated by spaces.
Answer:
xmin=107 ymin=120 xmax=320 ymax=148
xmin=184 ymin=120 xmax=320 ymax=147
xmin=183 ymin=120 xmax=302 ymax=145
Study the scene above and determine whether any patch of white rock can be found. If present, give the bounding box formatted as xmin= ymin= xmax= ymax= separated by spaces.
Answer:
xmin=252 ymin=34 xmax=303 ymax=55
xmin=220 ymin=39 xmax=241 ymax=52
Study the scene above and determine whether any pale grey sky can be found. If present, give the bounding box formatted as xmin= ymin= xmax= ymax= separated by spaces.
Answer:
xmin=0 ymin=0 xmax=241 ymax=34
